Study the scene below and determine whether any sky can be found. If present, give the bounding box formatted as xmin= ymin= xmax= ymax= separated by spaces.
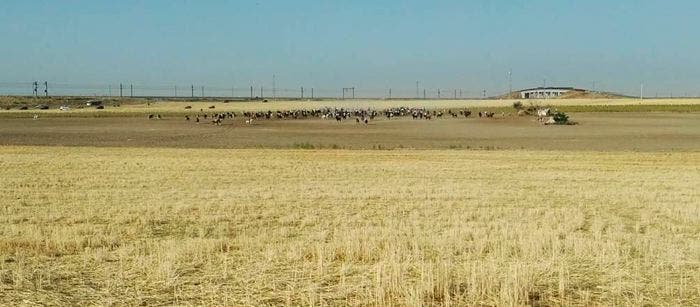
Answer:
xmin=1 ymin=0 xmax=699 ymax=97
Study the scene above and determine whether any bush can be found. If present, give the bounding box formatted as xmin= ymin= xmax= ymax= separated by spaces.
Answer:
xmin=553 ymin=111 xmax=569 ymax=123
xmin=512 ymin=101 xmax=523 ymax=110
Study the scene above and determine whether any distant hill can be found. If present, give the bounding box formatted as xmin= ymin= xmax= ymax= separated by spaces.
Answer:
xmin=559 ymin=91 xmax=630 ymax=99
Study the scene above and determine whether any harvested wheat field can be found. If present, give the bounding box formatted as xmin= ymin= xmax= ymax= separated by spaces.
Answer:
xmin=1 ymin=146 xmax=698 ymax=305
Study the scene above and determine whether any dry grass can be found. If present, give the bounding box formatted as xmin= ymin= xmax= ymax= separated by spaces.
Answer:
xmin=1 ymin=146 xmax=698 ymax=305
xmin=138 ymin=97 xmax=700 ymax=110
xmin=1 ymin=97 xmax=700 ymax=118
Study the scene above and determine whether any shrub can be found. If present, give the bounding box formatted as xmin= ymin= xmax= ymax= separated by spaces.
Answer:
xmin=293 ymin=142 xmax=315 ymax=149
xmin=553 ymin=111 xmax=569 ymax=123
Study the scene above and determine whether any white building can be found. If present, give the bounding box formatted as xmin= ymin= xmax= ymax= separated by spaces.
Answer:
xmin=519 ymin=87 xmax=584 ymax=99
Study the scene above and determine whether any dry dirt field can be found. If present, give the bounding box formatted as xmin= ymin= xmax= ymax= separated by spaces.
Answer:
xmin=0 ymin=113 xmax=699 ymax=151
xmin=1 ymin=98 xmax=699 ymax=305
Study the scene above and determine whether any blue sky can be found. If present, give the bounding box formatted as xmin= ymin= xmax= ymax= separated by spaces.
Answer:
xmin=1 ymin=0 xmax=699 ymax=97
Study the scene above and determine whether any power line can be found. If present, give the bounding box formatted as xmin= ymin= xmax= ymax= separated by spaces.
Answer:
xmin=0 ymin=80 xmax=665 ymax=99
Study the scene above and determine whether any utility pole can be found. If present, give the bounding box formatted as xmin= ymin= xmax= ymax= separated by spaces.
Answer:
xmin=416 ymin=81 xmax=419 ymax=98
xmin=250 ymin=86 xmax=253 ymax=99
xmin=201 ymin=86 xmax=204 ymax=97
xmin=44 ymin=81 xmax=48 ymax=97
xmin=640 ymin=83 xmax=644 ymax=101
xmin=109 ymin=85 xmax=112 ymax=97
xmin=130 ymin=84 xmax=133 ymax=97
xmin=301 ymin=86 xmax=304 ymax=99
xmin=191 ymin=85 xmax=194 ymax=98
xmin=454 ymin=89 xmax=457 ymax=99
xmin=174 ymin=85 xmax=177 ymax=97
xmin=508 ymin=69 xmax=512 ymax=97
xmin=272 ymin=74 xmax=276 ymax=100
xmin=389 ymin=88 xmax=392 ymax=99
xmin=311 ymin=88 xmax=314 ymax=99
xmin=33 ymin=81 xmax=38 ymax=97
xmin=483 ymin=89 xmax=487 ymax=98
xmin=437 ymin=89 xmax=441 ymax=99
xmin=423 ymin=89 xmax=426 ymax=99
xmin=120 ymin=84 xmax=123 ymax=97
xmin=260 ymin=86 xmax=263 ymax=99
xmin=342 ymin=87 xmax=355 ymax=99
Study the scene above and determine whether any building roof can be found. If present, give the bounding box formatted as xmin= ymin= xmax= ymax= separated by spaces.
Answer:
xmin=518 ymin=87 xmax=585 ymax=92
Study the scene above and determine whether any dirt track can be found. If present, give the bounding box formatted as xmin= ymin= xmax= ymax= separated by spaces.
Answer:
xmin=1 ymin=112 xmax=698 ymax=151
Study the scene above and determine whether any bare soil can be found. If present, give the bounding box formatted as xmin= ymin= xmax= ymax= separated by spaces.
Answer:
xmin=1 ymin=112 xmax=698 ymax=151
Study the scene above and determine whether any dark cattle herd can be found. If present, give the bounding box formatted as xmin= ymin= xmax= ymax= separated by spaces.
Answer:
xmin=147 ymin=106 xmax=505 ymax=126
